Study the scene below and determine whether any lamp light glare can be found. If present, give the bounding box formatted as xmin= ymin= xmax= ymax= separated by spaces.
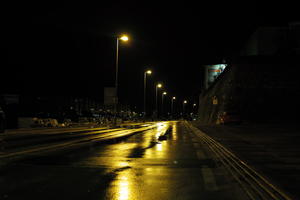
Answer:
xmin=120 ymin=35 xmax=129 ymax=41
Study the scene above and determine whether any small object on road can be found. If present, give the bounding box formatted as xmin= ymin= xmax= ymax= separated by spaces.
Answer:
xmin=158 ymin=135 xmax=167 ymax=140
xmin=165 ymin=127 xmax=173 ymax=135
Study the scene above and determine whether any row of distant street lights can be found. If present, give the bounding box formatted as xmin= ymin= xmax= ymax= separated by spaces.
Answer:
xmin=115 ymin=34 xmax=195 ymax=118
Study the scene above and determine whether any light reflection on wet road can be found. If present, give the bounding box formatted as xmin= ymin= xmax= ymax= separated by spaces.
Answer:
xmin=0 ymin=121 xmax=247 ymax=200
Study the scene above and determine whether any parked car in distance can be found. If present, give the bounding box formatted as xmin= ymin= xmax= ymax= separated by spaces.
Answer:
xmin=43 ymin=118 xmax=59 ymax=127
xmin=218 ymin=111 xmax=242 ymax=125
xmin=61 ymin=119 xmax=72 ymax=127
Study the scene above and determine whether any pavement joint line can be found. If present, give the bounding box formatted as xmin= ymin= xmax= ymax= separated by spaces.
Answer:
xmin=203 ymin=133 xmax=288 ymax=200
xmin=191 ymin=142 xmax=207 ymax=160
xmin=185 ymin=122 xmax=266 ymax=199
xmin=201 ymin=166 xmax=219 ymax=191
xmin=196 ymin=151 xmax=207 ymax=160
xmin=204 ymin=140 xmax=257 ymax=200
xmin=186 ymin=121 xmax=293 ymax=200
xmin=188 ymin=123 xmax=273 ymax=199
xmin=207 ymin=138 xmax=268 ymax=199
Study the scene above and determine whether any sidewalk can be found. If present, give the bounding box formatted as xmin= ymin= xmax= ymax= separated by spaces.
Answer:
xmin=191 ymin=121 xmax=300 ymax=199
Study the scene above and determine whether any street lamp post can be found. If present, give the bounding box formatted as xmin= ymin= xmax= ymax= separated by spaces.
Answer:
xmin=161 ymin=92 xmax=167 ymax=117
xmin=171 ymin=96 xmax=176 ymax=116
xmin=183 ymin=100 xmax=187 ymax=117
xmin=155 ymin=83 xmax=162 ymax=118
xmin=114 ymin=34 xmax=129 ymax=115
xmin=144 ymin=70 xmax=152 ymax=117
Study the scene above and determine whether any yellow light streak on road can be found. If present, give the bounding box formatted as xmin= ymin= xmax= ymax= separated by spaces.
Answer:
xmin=172 ymin=123 xmax=177 ymax=140
xmin=118 ymin=174 xmax=130 ymax=200
xmin=156 ymin=142 xmax=163 ymax=151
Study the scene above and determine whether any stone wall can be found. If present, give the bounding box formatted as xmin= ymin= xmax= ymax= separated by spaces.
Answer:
xmin=198 ymin=57 xmax=300 ymax=124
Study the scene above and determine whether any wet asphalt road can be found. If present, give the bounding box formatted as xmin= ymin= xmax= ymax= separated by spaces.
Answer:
xmin=0 ymin=121 xmax=247 ymax=200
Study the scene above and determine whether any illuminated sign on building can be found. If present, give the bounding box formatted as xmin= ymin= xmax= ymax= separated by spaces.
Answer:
xmin=204 ymin=64 xmax=227 ymax=89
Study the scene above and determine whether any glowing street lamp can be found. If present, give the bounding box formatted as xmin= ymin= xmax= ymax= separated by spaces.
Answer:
xmin=115 ymin=34 xmax=129 ymax=110
xmin=161 ymin=92 xmax=167 ymax=117
xmin=183 ymin=100 xmax=188 ymax=115
xmin=119 ymin=35 xmax=129 ymax=42
xmin=155 ymin=83 xmax=162 ymax=117
xmin=144 ymin=69 xmax=152 ymax=117
xmin=192 ymin=103 xmax=197 ymax=115
xmin=171 ymin=96 xmax=176 ymax=115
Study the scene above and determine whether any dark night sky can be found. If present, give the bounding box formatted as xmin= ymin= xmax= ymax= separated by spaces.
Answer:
xmin=1 ymin=1 xmax=299 ymax=111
